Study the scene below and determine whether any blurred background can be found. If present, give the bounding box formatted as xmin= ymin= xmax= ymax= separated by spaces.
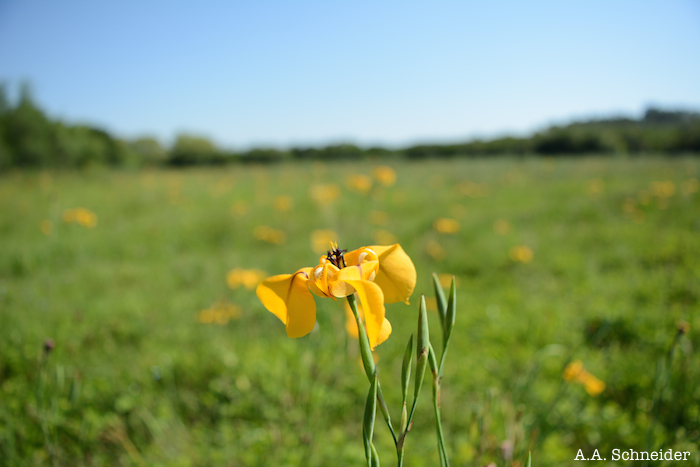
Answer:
xmin=0 ymin=1 xmax=699 ymax=466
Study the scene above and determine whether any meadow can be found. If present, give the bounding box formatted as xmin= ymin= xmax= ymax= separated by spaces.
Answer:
xmin=0 ymin=156 xmax=698 ymax=466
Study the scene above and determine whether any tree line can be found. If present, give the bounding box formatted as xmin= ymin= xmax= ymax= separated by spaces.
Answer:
xmin=1 ymin=84 xmax=698 ymax=170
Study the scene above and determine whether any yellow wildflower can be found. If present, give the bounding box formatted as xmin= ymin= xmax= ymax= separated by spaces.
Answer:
xmin=370 ymin=210 xmax=389 ymax=225
xmin=40 ymin=219 xmax=53 ymax=236
xmin=372 ymin=166 xmax=397 ymax=187
xmin=426 ymin=240 xmax=446 ymax=261
xmin=311 ymin=230 xmax=338 ymax=254
xmin=309 ymin=184 xmax=340 ymax=206
xmin=509 ymin=246 xmax=533 ymax=263
xmin=563 ymin=360 xmax=606 ymax=396
xmin=257 ymin=243 xmax=416 ymax=349
xmin=62 ymin=208 xmax=97 ymax=228
xmin=274 ymin=195 xmax=294 ymax=212
xmin=586 ymin=178 xmax=605 ymax=197
xmin=651 ymin=181 xmax=676 ymax=198
xmin=493 ymin=219 xmax=512 ymax=235
xmin=196 ymin=301 xmax=242 ymax=325
xmin=372 ymin=229 xmax=397 ymax=245
xmin=226 ymin=268 xmax=267 ymax=290
xmin=253 ymin=225 xmax=287 ymax=245
xmin=231 ymin=201 xmax=249 ymax=217
xmin=682 ymin=178 xmax=699 ymax=195
xmin=433 ymin=218 xmax=460 ymax=234
xmin=347 ymin=174 xmax=373 ymax=194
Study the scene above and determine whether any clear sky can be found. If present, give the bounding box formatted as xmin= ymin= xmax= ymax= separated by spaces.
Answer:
xmin=1 ymin=1 xmax=699 ymax=150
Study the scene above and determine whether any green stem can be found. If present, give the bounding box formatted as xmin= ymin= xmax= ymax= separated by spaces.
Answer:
xmin=432 ymin=378 xmax=449 ymax=467
xmin=347 ymin=295 xmax=398 ymax=446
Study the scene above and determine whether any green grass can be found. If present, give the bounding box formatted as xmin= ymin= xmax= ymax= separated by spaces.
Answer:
xmin=0 ymin=156 xmax=699 ymax=466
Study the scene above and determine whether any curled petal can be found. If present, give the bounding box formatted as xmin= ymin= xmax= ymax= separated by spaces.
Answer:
xmin=369 ymin=244 xmax=416 ymax=304
xmin=256 ymin=268 xmax=316 ymax=338
xmin=337 ymin=267 xmax=386 ymax=349
xmin=310 ymin=262 xmax=349 ymax=300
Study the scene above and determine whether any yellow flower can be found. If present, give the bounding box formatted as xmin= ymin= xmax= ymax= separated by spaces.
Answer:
xmin=347 ymin=174 xmax=373 ymax=194
xmin=40 ymin=219 xmax=53 ymax=236
xmin=563 ymin=360 xmax=606 ymax=396
xmin=310 ymin=229 xmax=339 ymax=254
xmin=196 ymin=301 xmax=241 ymax=325
xmin=493 ymin=219 xmax=512 ymax=235
xmin=62 ymin=208 xmax=97 ymax=228
xmin=433 ymin=218 xmax=460 ymax=234
xmin=372 ymin=229 xmax=397 ymax=245
xmin=253 ymin=225 xmax=287 ymax=244
xmin=509 ymin=245 xmax=533 ymax=263
xmin=426 ymin=239 xmax=446 ymax=261
xmin=309 ymin=183 xmax=340 ymax=206
xmin=256 ymin=243 xmax=416 ymax=349
xmin=372 ymin=166 xmax=397 ymax=187
xmin=226 ymin=268 xmax=267 ymax=290
xmin=274 ymin=195 xmax=294 ymax=212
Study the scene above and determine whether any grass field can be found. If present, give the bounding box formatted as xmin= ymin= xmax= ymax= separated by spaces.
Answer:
xmin=1 ymin=156 xmax=699 ymax=466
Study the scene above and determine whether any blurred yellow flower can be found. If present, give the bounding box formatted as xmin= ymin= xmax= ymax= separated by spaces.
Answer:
xmin=372 ymin=229 xmax=397 ymax=245
xmin=311 ymin=229 xmax=338 ymax=254
xmin=309 ymin=183 xmax=341 ymax=206
xmin=369 ymin=210 xmax=389 ymax=225
xmin=257 ymin=243 xmax=416 ymax=349
xmin=433 ymin=218 xmax=460 ymax=234
xmin=637 ymin=190 xmax=652 ymax=205
xmin=227 ymin=268 xmax=267 ymax=290
xmin=231 ymin=201 xmax=249 ymax=218
xmin=437 ymin=273 xmax=456 ymax=289
xmin=253 ymin=225 xmax=287 ymax=245
xmin=346 ymin=174 xmax=373 ymax=194
xmin=586 ymin=178 xmax=605 ymax=197
xmin=209 ymin=178 xmax=234 ymax=197
xmin=40 ymin=219 xmax=53 ymax=236
xmin=622 ymin=197 xmax=637 ymax=214
xmin=429 ymin=175 xmax=444 ymax=190
xmin=196 ymin=301 xmax=241 ymax=325
xmin=62 ymin=208 xmax=98 ymax=228
xmin=426 ymin=240 xmax=446 ymax=261
xmin=424 ymin=296 xmax=437 ymax=312
xmin=459 ymin=181 xmax=490 ymax=198
xmin=651 ymin=180 xmax=675 ymax=198
xmin=563 ymin=360 xmax=606 ymax=396
xmin=509 ymin=246 xmax=533 ymax=263
xmin=493 ymin=219 xmax=512 ymax=235
xmin=682 ymin=178 xmax=699 ymax=195
xmin=274 ymin=195 xmax=294 ymax=212
xmin=372 ymin=166 xmax=397 ymax=187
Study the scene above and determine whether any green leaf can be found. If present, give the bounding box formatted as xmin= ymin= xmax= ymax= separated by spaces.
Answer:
xmin=363 ymin=374 xmax=378 ymax=447
xmin=348 ymin=295 xmax=376 ymax=381
xmin=401 ymin=334 xmax=413 ymax=405
xmin=444 ymin=276 xmax=456 ymax=343
xmin=428 ymin=343 xmax=439 ymax=377
xmin=432 ymin=272 xmax=448 ymax=335
xmin=370 ymin=442 xmax=380 ymax=467
xmin=414 ymin=295 xmax=429 ymax=399
xmin=526 ymin=451 xmax=532 ymax=467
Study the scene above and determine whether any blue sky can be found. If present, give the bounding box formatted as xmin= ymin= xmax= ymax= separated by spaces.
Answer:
xmin=1 ymin=1 xmax=699 ymax=150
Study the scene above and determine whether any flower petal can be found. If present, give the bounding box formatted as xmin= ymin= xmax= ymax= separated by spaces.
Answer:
xmin=369 ymin=244 xmax=417 ymax=304
xmin=256 ymin=268 xmax=317 ymax=338
xmin=344 ymin=300 xmax=392 ymax=348
xmin=337 ymin=267 xmax=386 ymax=349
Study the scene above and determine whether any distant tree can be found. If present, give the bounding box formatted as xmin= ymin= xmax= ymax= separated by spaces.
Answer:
xmin=5 ymin=83 xmax=54 ymax=167
xmin=130 ymin=137 xmax=167 ymax=165
xmin=168 ymin=133 xmax=224 ymax=165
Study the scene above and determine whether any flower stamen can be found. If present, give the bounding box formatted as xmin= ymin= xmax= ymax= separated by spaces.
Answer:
xmin=326 ymin=242 xmax=347 ymax=269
